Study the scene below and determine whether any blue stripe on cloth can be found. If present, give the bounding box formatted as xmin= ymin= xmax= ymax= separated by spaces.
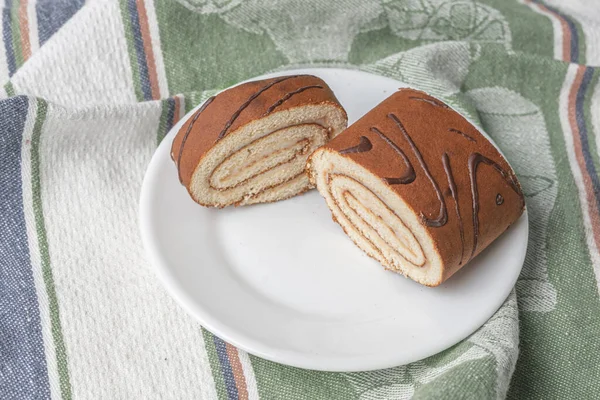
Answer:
xmin=165 ymin=97 xmax=176 ymax=132
xmin=2 ymin=0 xmax=16 ymax=76
xmin=575 ymin=67 xmax=600 ymax=212
xmin=212 ymin=336 xmax=240 ymax=400
xmin=36 ymin=0 xmax=85 ymax=45
xmin=563 ymin=13 xmax=580 ymax=63
xmin=0 ymin=96 xmax=51 ymax=400
xmin=127 ymin=0 xmax=152 ymax=101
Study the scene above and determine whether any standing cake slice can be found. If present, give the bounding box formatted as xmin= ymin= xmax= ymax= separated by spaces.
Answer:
xmin=307 ymin=88 xmax=525 ymax=286
xmin=171 ymin=75 xmax=347 ymax=207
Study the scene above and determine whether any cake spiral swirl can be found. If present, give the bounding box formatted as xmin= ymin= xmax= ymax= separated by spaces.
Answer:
xmin=171 ymin=75 xmax=347 ymax=207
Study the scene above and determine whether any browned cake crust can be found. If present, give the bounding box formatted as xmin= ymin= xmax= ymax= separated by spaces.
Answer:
xmin=171 ymin=75 xmax=347 ymax=196
xmin=308 ymin=88 xmax=525 ymax=285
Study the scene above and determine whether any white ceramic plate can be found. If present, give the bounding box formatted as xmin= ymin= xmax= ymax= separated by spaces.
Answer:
xmin=139 ymin=68 xmax=528 ymax=372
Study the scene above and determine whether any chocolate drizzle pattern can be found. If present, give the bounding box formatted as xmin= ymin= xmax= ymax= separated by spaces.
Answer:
xmin=264 ymin=85 xmax=324 ymax=115
xmin=175 ymin=96 xmax=215 ymax=183
xmin=408 ymin=96 xmax=449 ymax=108
xmin=449 ymin=128 xmax=476 ymax=143
xmin=442 ymin=152 xmax=465 ymax=264
xmin=468 ymin=152 xmax=523 ymax=258
xmin=389 ymin=113 xmax=448 ymax=227
xmin=339 ymin=136 xmax=373 ymax=155
xmin=217 ymin=75 xmax=299 ymax=141
xmin=370 ymin=127 xmax=416 ymax=185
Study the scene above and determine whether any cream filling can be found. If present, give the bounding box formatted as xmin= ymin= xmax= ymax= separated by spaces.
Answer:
xmin=329 ymin=174 xmax=425 ymax=268
xmin=210 ymin=129 xmax=311 ymax=190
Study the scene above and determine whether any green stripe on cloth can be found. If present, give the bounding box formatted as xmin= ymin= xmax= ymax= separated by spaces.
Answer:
xmin=583 ymin=68 xmax=600 ymax=174
xmin=154 ymin=0 xmax=286 ymax=95
xmin=184 ymin=89 xmax=220 ymax=114
xmin=574 ymin=18 xmax=587 ymax=65
xmin=118 ymin=0 xmax=144 ymax=102
xmin=250 ymin=355 xmax=357 ymax=399
xmin=10 ymin=0 xmax=23 ymax=69
xmin=479 ymin=0 xmax=555 ymax=59
xmin=184 ymin=92 xmax=202 ymax=114
xmin=201 ymin=328 xmax=228 ymax=400
xmin=156 ymin=98 xmax=171 ymax=144
xmin=413 ymin=357 xmax=496 ymax=400
xmin=31 ymin=99 xmax=73 ymax=400
xmin=4 ymin=81 xmax=16 ymax=97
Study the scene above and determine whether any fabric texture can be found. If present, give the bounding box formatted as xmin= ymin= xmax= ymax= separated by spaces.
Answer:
xmin=1 ymin=0 xmax=599 ymax=398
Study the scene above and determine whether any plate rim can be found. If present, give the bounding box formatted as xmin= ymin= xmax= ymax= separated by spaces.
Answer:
xmin=139 ymin=67 xmax=528 ymax=372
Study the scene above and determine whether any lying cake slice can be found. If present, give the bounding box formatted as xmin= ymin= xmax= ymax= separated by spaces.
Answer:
xmin=171 ymin=75 xmax=347 ymax=207
xmin=307 ymin=88 xmax=525 ymax=286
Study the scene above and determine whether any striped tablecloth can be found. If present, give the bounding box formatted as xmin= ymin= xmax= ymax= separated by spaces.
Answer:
xmin=1 ymin=1 xmax=599 ymax=399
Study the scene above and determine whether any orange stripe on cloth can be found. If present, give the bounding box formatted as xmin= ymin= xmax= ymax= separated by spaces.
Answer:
xmin=19 ymin=0 xmax=31 ymax=60
xmin=225 ymin=343 xmax=249 ymax=400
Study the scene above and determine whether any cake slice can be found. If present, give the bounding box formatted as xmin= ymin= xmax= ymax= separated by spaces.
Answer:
xmin=171 ymin=75 xmax=347 ymax=207
xmin=307 ymin=89 xmax=525 ymax=286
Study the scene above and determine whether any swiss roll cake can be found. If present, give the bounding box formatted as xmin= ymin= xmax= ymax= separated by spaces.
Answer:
xmin=307 ymin=88 xmax=525 ymax=286
xmin=171 ymin=75 xmax=347 ymax=207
